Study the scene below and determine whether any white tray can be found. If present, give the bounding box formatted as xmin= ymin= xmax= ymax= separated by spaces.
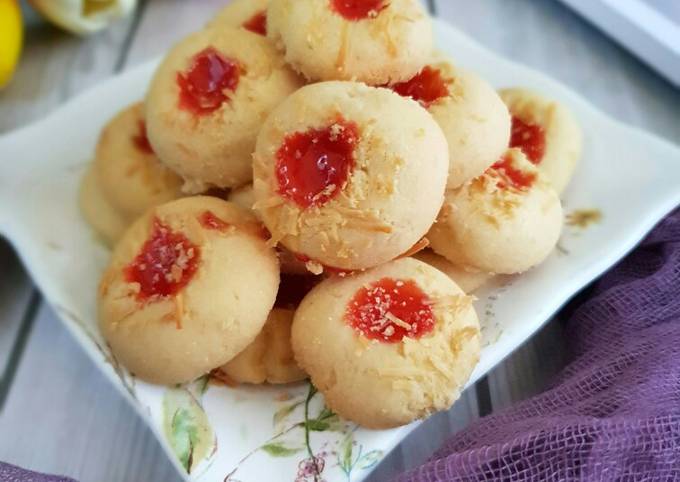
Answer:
xmin=0 ymin=19 xmax=679 ymax=482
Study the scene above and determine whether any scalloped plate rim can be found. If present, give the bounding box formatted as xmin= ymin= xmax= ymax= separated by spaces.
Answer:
xmin=0 ymin=18 xmax=678 ymax=482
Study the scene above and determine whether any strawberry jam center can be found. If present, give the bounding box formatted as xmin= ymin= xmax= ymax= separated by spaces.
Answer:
xmin=243 ymin=10 xmax=267 ymax=35
xmin=125 ymin=218 xmax=200 ymax=301
xmin=330 ymin=0 xmax=387 ymax=20
xmin=198 ymin=210 xmax=230 ymax=231
xmin=389 ymin=66 xmax=450 ymax=108
xmin=275 ymin=273 xmax=320 ymax=309
xmin=133 ymin=120 xmax=154 ymax=154
xmin=490 ymin=155 xmax=536 ymax=190
xmin=177 ymin=47 xmax=240 ymax=115
xmin=275 ymin=120 xmax=358 ymax=208
xmin=346 ymin=277 xmax=435 ymax=343
xmin=510 ymin=116 xmax=546 ymax=165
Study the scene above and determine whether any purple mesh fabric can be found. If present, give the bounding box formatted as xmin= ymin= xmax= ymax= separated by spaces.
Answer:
xmin=397 ymin=209 xmax=680 ymax=482
xmin=0 ymin=463 xmax=76 ymax=482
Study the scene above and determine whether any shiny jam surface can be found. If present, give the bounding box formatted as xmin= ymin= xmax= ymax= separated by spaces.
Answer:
xmin=243 ymin=10 xmax=267 ymax=35
xmin=330 ymin=0 xmax=387 ymax=20
xmin=389 ymin=66 xmax=450 ymax=108
xmin=198 ymin=210 xmax=230 ymax=231
xmin=275 ymin=273 xmax=320 ymax=309
xmin=177 ymin=47 xmax=240 ymax=115
xmin=133 ymin=120 xmax=154 ymax=154
xmin=125 ymin=218 xmax=200 ymax=301
xmin=510 ymin=115 xmax=546 ymax=165
xmin=491 ymin=155 xmax=536 ymax=190
xmin=346 ymin=277 xmax=435 ymax=343
xmin=275 ymin=120 xmax=358 ymax=208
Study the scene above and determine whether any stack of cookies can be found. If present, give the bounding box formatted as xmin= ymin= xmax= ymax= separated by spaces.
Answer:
xmin=84 ymin=0 xmax=582 ymax=429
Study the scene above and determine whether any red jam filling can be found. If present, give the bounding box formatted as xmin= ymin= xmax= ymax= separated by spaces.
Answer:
xmin=177 ymin=47 xmax=240 ymax=115
xmin=133 ymin=120 xmax=154 ymax=154
xmin=243 ymin=10 xmax=267 ymax=35
xmin=198 ymin=210 xmax=230 ymax=231
xmin=275 ymin=273 xmax=320 ymax=309
xmin=275 ymin=120 xmax=358 ymax=208
xmin=389 ymin=66 xmax=450 ymax=108
xmin=346 ymin=277 xmax=435 ymax=343
xmin=510 ymin=116 xmax=546 ymax=165
xmin=124 ymin=218 xmax=200 ymax=301
xmin=490 ymin=155 xmax=536 ymax=190
xmin=330 ymin=0 xmax=387 ymax=20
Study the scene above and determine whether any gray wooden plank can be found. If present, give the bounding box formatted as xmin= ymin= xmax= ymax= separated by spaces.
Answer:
xmin=0 ymin=304 xmax=178 ymax=482
xmin=487 ymin=320 xmax=566 ymax=410
xmin=0 ymin=5 xmax=136 ymax=133
xmin=0 ymin=241 xmax=35 ymax=407
xmin=367 ymin=389 xmax=480 ymax=481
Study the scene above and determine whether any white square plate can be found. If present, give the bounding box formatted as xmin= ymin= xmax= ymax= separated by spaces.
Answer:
xmin=0 ymin=20 xmax=679 ymax=482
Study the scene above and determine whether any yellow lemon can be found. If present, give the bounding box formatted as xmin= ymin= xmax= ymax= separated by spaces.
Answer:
xmin=29 ymin=0 xmax=136 ymax=35
xmin=0 ymin=0 xmax=22 ymax=88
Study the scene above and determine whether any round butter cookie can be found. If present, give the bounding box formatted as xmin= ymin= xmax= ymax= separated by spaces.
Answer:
xmin=292 ymin=257 xmax=480 ymax=429
xmin=388 ymin=58 xmax=510 ymax=188
xmin=500 ymin=88 xmax=582 ymax=193
xmin=146 ymin=27 xmax=302 ymax=192
xmin=220 ymin=273 xmax=318 ymax=384
xmin=414 ymin=250 xmax=492 ymax=294
xmin=253 ymin=81 xmax=448 ymax=272
xmin=79 ymin=165 xmax=129 ymax=247
xmin=98 ymin=196 xmax=279 ymax=384
xmin=220 ymin=308 xmax=306 ymax=384
xmin=267 ymin=0 xmax=432 ymax=84
xmin=94 ymin=103 xmax=183 ymax=220
xmin=210 ymin=0 xmax=270 ymax=36
xmin=428 ymin=148 xmax=563 ymax=275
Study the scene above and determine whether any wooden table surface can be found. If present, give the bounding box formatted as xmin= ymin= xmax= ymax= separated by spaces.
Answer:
xmin=0 ymin=1 xmax=678 ymax=481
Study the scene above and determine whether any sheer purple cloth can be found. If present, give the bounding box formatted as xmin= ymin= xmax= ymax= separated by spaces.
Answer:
xmin=397 ymin=209 xmax=680 ymax=481
xmin=0 ymin=463 xmax=75 ymax=482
